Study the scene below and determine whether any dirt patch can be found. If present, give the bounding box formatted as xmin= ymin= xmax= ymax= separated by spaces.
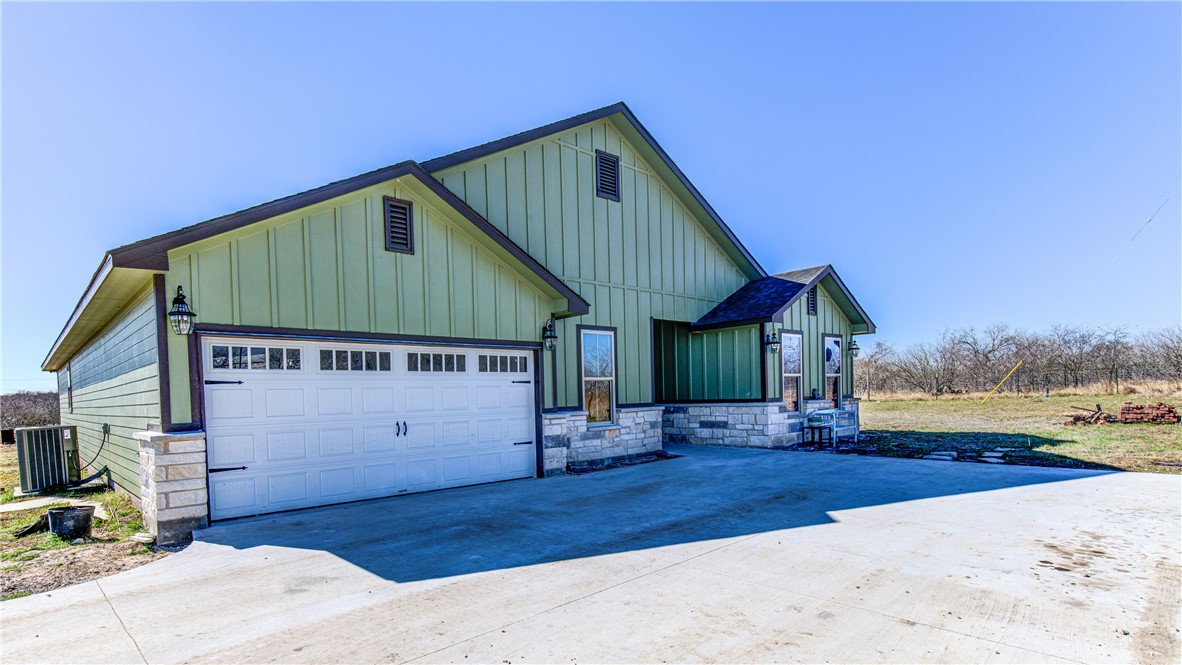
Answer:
xmin=1 ymin=493 xmax=174 ymax=601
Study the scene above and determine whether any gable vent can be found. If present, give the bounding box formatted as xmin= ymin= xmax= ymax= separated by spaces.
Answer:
xmin=384 ymin=196 xmax=414 ymax=254
xmin=595 ymin=150 xmax=620 ymax=201
xmin=807 ymin=287 xmax=817 ymax=316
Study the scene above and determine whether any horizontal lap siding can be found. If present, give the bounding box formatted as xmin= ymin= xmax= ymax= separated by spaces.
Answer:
xmin=164 ymin=181 xmax=554 ymax=419
xmin=59 ymin=289 xmax=160 ymax=494
xmin=435 ymin=120 xmax=751 ymax=408
xmin=774 ymin=284 xmax=853 ymax=399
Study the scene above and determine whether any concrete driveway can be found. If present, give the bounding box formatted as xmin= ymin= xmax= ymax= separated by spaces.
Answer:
xmin=4 ymin=445 xmax=1179 ymax=664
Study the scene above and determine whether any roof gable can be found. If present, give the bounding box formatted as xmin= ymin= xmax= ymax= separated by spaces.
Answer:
xmin=692 ymin=264 xmax=875 ymax=334
xmin=422 ymin=103 xmax=766 ymax=281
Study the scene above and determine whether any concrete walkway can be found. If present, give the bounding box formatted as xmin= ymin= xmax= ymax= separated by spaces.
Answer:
xmin=1 ymin=496 xmax=109 ymax=519
xmin=3 ymin=445 xmax=1179 ymax=663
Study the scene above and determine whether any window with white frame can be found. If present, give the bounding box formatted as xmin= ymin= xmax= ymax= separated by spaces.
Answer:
xmin=581 ymin=329 xmax=616 ymax=424
xmin=781 ymin=332 xmax=803 ymax=412
xmin=824 ymin=336 xmax=842 ymax=401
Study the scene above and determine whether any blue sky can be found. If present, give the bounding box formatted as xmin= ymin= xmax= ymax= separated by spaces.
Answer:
xmin=2 ymin=2 xmax=1179 ymax=392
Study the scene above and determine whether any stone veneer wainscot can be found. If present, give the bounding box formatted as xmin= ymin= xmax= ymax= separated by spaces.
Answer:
xmin=542 ymin=406 xmax=664 ymax=476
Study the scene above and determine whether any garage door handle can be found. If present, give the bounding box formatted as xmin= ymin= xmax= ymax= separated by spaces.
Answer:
xmin=205 ymin=380 xmax=244 ymax=385
xmin=209 ymin=466 xmax=247 ymax=473
xmin=402 ymin=421 xmax=408 ymax=434
xmin=512 ymin=380 xmax=530 ymax=384
xmin=514 ymin=441 xmax=532 ymax=446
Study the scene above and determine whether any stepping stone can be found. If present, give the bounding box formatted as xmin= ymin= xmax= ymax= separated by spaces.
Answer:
xmin=982 ymin=452 xmax=1004 ymax=458
xmin=980 ymin=457 xmax=1006 ymax=463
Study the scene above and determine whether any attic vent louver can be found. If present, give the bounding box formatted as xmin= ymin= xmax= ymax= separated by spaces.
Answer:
xmin=807 ymin=287 xmax=817 ymax=316
xmin=383 ymin=196 xmax=414 ymax=254
xmin=595 ymin=150 xmax=620 ymax=201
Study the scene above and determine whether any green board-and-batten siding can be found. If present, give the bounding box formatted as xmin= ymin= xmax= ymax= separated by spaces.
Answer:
xmin=432 ymin=118 xmax=750 ymax=408
xmin=768 ymin=283 xmax=854 ymax=400
xmin=58 ymin=284 xmax=160 ymax=494
xmin=162 ymin=179 xmax=557 ymax=423
xmin=652 ymin=320 xmax=762 ymax=402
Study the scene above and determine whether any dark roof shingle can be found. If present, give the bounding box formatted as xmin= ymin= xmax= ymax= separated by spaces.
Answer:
xmin=692 ymin=265 xmax=829 ymax=329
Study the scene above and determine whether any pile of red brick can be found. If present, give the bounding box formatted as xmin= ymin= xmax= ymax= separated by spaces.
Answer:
xmin=1119 ymin=402 xmax=1180 ymax=424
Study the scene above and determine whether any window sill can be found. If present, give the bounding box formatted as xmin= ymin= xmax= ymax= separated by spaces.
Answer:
xmin=586 ymin=423 xmax=621 ymax=432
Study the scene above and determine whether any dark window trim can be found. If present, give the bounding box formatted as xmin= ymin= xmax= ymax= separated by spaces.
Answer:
xmin=595 ymin=150 xmax=621 ymax=202
xmin=383 ymin=196 xmax=414 ymax=255
xmin=576 ymin=324 xmax=619 ymax=423
xmin=822 ymin=333 xmax=843 ymax=401
xmin=777 ymin=327 xmax=805 ymax=412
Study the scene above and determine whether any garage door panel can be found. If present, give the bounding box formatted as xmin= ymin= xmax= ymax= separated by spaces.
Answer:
xmin=268 ymin=472 xmax=309 ymax=505
xmin=364 ymin=462 xmax=400 ymax=492
xmin=318 ymin=428 xmax=355 ymax=456
xmin=317 ymin=388 xmax=354 ymax=415
xmin=209 ymin=433 xmax=256 ymax=465
xmin=208 ymin=388 xmax=254 ymax=420
xmin=205 ymin=338 xmax=536 ymax=520
xmin=361 ymin=387 xmax=396 ymax=414
xmin=211 ymin=477 xmax=256 ymax=514
xmin=320 ymin=468 xmax=356 ymax=497
xmin=405 ymin=386 xmax=435 ymax=412
xmin=266 ymin=431 xmax=307 ymax=461
xmin=363 ymin=425 xmax=397 ymax=453
xmin=442 ymin=421 xmax=470 ymax=446
xmin=265 ymin=388 xmax=305 ymax=417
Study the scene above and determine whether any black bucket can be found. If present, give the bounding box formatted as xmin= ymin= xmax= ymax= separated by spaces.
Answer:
xmin=48 ymin=506 xmax=95 ymax=540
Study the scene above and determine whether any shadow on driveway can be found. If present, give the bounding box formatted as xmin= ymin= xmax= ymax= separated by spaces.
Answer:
xmin=197 ymin=443 xmax=1115 ymax=583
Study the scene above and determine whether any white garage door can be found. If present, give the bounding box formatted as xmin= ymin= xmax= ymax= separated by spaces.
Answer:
xmin=202 ymin=337 xmax=537 ymax=520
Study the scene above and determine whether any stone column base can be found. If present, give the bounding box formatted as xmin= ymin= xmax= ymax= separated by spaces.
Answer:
xmin=134 ymin=430 xmax=209 ymax=545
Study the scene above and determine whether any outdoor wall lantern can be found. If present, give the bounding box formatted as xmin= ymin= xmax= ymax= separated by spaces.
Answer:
xmin=542 ymin=317 xmax=558 ymax=352
xmin=848 ymin=338 xmax=860 ymax=358
xmin=764 ymin=329 xmax=781 ymax=355
xmin=168 ymin=286 xmax=197 ymax=335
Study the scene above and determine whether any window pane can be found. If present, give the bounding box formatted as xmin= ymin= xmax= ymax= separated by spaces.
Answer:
xmin=407 ymin=353 xmax=419 ymax=372
xmin=519 ymin=356 xmax=527 ymax=373
xmin=489 ymin=356 xmax=498 ymax=372
xmin=232 ymin=346 xmax=249 ymax=369
xmin=320 ymin=350 xmax=334 ymax=370
xmin=585 ymin=380 xmax=611 ymax=423
xmin=420 ymin=353 xmax=431 ymax=371
xmin=479 ymin=355 xmax=488 ymax=372
xmin=499 ymin=355 xmax=508 ymax=372
xmin=825 ymin=338 xmax=842 ymax=376
xmin=456 ymin=355 xmax=466 ymax=372
xmin=781 ymin=334 xmax=802 ymax=375
xmin=379 ymin=352 xmax=391 ymax=371
xmin=250 ymin=347 xmax=266 ymax=370
xmin=350 ymin=351 xmax=363 ymax=371
xmin=268 ymin=348 xmax=283 ymax=370
xmin=432 ymin=353 xmax=443 ymax=372
xmin=286 ymin=349 xmax=301 ymax=370
xmin=336 ymin=350 xmax=349 ymax=371
xmin=364 ymin=351 xmax=377 ymax=371
xmin=445 ymin=354 xmax=455 ymax=372
xmin=782 ymin=375 xmax=799 ymax=411
xmin=212 ymin=346 xmax=229 ymax=369
xmin=582 ymin=332 xmax=613 ymax=378
xmin=509 ymin=357 xmax=518 ymax=373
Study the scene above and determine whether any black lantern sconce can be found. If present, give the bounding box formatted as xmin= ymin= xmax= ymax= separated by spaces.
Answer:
xmin=764 ymin=329 xmax=781 ymax=355
xmin=848 ymin=338 xmax=860 ymax=358
xmin=168 ymin=286 xmax=197 ymax=335
xmin=542 ymin=317 xmax=558 ymax=352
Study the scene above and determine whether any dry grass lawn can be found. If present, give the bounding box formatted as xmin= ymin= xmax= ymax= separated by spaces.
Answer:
xmin=856 ymin=394 xmax=1182 ymax=473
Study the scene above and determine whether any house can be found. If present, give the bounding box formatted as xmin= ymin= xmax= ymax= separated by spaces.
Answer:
xmin=42 ymin=103 xmax=874 ymax=543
